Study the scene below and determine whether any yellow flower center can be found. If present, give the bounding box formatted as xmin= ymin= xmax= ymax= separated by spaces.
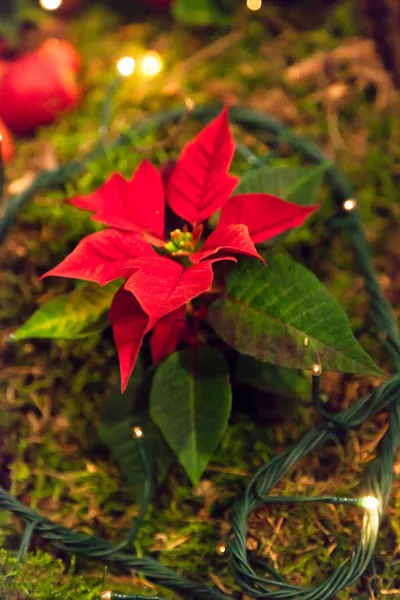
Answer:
xmin=165 ymin=229 xmax=195 ymax=255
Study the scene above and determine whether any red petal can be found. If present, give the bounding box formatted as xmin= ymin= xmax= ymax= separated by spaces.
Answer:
xmin=69 ymin=162 xmax=165 ymax=239
xmin=124 ymin=257 xmax=214 ymax=320
xmin=150 ymin=308 xmax=186 ymax=364
xmin=95 ymin=161 xmax=165 ymax=238
xmin=68 ymin=173 xmax=126 ymax=212
xmin=42 ymin=229 xmax=156 ymax=285
xmin=219 ymin=193 xmax=318 ymax=244
xmin=190 ymin=224 xmax=263 ymax=264
xmin=109 ymin=287 xmax=150 ymax=392
xmin=167 ymin=107 xmax=238 ymax=226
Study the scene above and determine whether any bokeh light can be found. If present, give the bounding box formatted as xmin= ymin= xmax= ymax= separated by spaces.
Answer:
xmin=117 ymin=56 xmax=136 ymax=77
xmin=359 ymin=496 xmax=380 ymax=510
xmin=247 ymin=0 xmax=262 ymax=11
xmin=39 ymin=0 xmax=63 ymax=10
xmin=140 ymin=52 xmax=163 ymax=77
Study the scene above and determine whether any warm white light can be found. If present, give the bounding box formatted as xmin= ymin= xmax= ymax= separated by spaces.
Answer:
xmin=216 ymin=544 xmax=226 ymax=555
xmin=359 ymin=496 xmax=379 ymax=510
xmin=117 ymin=56 xmax=136 ymax=77
xmin=133 ymin=426 xmax=143 ymax=438
xmin=247 ymin=0 xmax=262 ymax=10
xmin=141 ymin=52 xmax=163 ymax=77
xmin=39 ymin=0 xmax=63 ymax=10
xmin=312 ymin=364 xmax=322 ymax=375
xmin=100 ymin=591 xmax=112 ymax=600
xmin=343 ymin=199 xmax=356 ymax=211
xmin=184 ymin=97 xmax=195 ymax=112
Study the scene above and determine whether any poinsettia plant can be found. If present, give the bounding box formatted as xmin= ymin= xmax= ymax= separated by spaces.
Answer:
xmin=15 ymin=108 xmax=380 ymax=492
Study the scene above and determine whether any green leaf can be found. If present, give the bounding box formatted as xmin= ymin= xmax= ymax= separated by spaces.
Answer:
xmin=236 ymin=355 xmax=311 ymax=401
xmin=209 ymin=254 xmax=382 ymax=376
xmin=150 ymin=348 xmax=232 ymax=486
xmin=12 ymin=281 xmax=121 ymax=341
xmin=99 ymin=358 xmax=174 ymax=502
xmin=172 ymin=0 xmax=232 ymax=27
xmin=235 ymin=164 xmax=329 ymax=206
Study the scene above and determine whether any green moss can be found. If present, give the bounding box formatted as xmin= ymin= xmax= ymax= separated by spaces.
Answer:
xmin=0 ymin=550 xmax=104 ymax=600
xmin=1 ymin=0 xmax=399 ymax=597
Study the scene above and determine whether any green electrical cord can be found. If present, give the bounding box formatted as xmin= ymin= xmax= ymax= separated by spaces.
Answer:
xmin=1 ymin=104 xmax=399 ymax=600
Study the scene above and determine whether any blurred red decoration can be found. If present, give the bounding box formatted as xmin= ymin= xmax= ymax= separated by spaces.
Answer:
xmin=0 ymin=39 xmax=80 ymax=136
xmin=0 ymin=118 xmax=14 ymax=162
xmin=39 ymin=38 xmax=81 ymax=73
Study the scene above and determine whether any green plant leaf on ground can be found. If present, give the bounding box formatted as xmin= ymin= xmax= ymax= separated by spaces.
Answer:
xmin=150 ymin=347 xmax=232 ymax=486
xmin=99 ymin=358 xmax=174 ymax=502
xmin=209 ymin=253 xmax=382 ymax=376
xmin=172 ymin=0 xmax=232 ymax=27
xmin=11 ymin=281 xmax=121 ymax=340
xmin=236 ymin=355 xmax=311 ymax=401
xmin=235 ymin=164 xmax=329 ymax=205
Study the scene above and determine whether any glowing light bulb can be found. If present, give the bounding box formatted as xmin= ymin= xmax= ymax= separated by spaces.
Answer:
xmin=312 ymin=364 xmax=322 ymax=375
xmin=117 ymin=57 xmax=136 ymax=77
xmin=247 ymin=0 xmax=262 ymax=10
xmin=100 ymin=591 xmax=112 ymax=600
xmin=39 ymin=0 xmax=63 ymax=10
xmin=133 ymin=426 xmax=143 ymax=438
xmin=184 ymin=97 xmax=195 ymax=111
xmin=141 ymin=52 xmax=163 ymax=77
xmin=358 ymin=496 xmax=379 ymax=510
xmin=343 ymin=199 xmax=356 ymax=211
xmin=216 ymin=543 xmax=226 ymax=555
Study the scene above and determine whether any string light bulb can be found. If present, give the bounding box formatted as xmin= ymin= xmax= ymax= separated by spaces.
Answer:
xmin=343 ymin=199 xmax=356 ymax=211
xmin=247 ymin=0 xmax=262 ymax=10
xmin=140 ymin=52 xmax=163 ymax=77
xmin=100 ymin=592 xmax=112 ymax=600
xmin=133 ymin=426 xmax=143 ymax=438
xmin=117 ymin=57 xmax=136 ymax=77
xmin=358 ymin=496 xmax=379 ymax=510
xmin=39 ymin=0 xmax=63 ymax=9
xmin=184 ymin=97 xmax=195 ymax=112
xmin=312 ymin=364 xmax=322 ymax=375
xmin=216 ymin=543 xmax=226 ymax=555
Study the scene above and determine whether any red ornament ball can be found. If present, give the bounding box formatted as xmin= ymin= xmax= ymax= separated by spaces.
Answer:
xmin=0 ymin=118 xmax=14 ymax=162
xmin=0 ymin=39 xmax=81 ymax=136
xmin=38 ymin=38 xmax=81 ymax=73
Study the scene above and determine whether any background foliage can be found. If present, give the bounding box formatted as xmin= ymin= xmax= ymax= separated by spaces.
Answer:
xmin=1 ymin=1 xmax=400 ymax=598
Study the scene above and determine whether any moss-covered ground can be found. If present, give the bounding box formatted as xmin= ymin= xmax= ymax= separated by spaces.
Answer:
xmin=1 ymin=1 xmax=400 ymax=598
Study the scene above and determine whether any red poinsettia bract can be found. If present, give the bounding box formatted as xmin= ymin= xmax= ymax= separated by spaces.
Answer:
xmin=43 ymin=108 xmax=318 ymax=391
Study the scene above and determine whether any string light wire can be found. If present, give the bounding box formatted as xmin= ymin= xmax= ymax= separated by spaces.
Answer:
xmin=1 ymin=104 xmax=399 ymax=600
